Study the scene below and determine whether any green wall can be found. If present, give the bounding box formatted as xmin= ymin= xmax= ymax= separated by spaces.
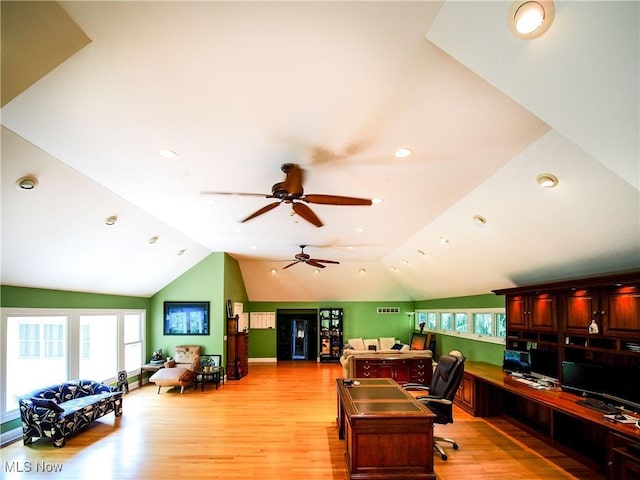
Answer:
xmin=148 ymin=252 xmax=248 ymax=365
xmin=248 ymin=301 xmax=416 ymax=358
xmin=415 ymin=293 xmax=506 ymax=366
xmin=0 ymin=285 xmax=148 ymax=309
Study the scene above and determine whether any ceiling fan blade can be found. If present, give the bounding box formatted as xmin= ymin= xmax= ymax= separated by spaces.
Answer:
xmin=292 ymin=202 xmax=323 ymax=227
xmin=310 ymin=258 xmax=340 ymax=265
xmin=282 ymin=163 xmax=304 ymax=195
xmin=302 ymin=194 xmax=372 ymax=206
xmin=306 ymin=260 xmax=327 ymax=268
xmin=241 ymin=201 xmax=281 ymax=223
xmin=201 ymin=191 xmax=271 ymax=198
xmin=282 ymin=261 xmax=301 ymax=269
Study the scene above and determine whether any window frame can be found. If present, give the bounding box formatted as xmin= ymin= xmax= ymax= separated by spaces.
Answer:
xmin=415 ymin=307 xmax=506 ymax=345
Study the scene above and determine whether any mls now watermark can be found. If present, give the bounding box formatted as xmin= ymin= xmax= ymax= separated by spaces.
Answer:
xmin=5 ymin=460 xmax=64 ymax=473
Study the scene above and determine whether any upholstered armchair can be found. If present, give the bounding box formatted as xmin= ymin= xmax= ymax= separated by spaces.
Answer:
xmin=164 ymin=345 xmax=201 ymax=371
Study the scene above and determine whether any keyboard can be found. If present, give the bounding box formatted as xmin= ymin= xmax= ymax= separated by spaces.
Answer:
xmin=515 ymin=377 xmax=539 ymax=387
xmin=576 ymin=398 xmax=619 ymax=415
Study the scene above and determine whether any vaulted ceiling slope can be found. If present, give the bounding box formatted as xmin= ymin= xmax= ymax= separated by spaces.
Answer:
xmin=1 ymin=1 xmax=638 ymax=302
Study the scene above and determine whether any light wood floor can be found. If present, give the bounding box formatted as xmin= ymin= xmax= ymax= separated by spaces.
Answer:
xmin=1 ymin=362 xmax=605 ymax=480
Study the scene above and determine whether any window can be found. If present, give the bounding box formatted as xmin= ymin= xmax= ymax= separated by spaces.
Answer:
xmin=441 ymin=313 xmax=453 ymax=331
xmin=415 ymin=307 xmax=506 ymax=345
xmin=454 ymin=313 xmax=468 ymax=333
xmin=474 ymin=313 xmax=493 ymax=336
xmin=6 ymin=316 xmax=68 ymax=412
xmin=1 ymin=308 xmax=145 ymax=421
xmin=79 ymin=315 xmax=117 ymax=381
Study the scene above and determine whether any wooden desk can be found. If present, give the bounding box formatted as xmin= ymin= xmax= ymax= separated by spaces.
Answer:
xmin=336 ymin=378 xmax=436 ymax=480
xmin=457 ymin=361 xmax=640 ymax=477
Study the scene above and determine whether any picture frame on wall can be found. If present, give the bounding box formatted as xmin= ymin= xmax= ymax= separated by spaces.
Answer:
xmin=164 ymin=301 xmax=210 ymax=335
xmin=226 ymin=299 xmax=233 ymax=318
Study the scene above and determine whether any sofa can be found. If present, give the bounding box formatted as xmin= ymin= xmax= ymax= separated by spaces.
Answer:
xmin=19 ymin=379 xmax=123 ymax=447
xmin=339 ymin=337 xmax=433 ymax=378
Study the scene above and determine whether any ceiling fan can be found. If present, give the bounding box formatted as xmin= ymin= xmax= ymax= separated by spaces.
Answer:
xmin=282 ymin=245 xmax=339 ymax=269
xmin=202 ymin=163 xmax=372 ymax=227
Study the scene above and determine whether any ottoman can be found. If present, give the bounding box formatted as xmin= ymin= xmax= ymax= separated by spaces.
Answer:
xmin=149 ymin=367 xmax=194 ymax=394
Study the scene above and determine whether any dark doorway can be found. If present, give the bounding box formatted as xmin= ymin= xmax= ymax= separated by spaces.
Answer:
xmin=276 ymin=309 xmax=318 ymax=361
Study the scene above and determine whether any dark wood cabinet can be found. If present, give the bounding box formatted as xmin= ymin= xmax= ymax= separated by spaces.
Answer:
xmin=609 ymin=432 xmax=640 ymax=480
xmin=227 ymin=318 xmax=248 ymax=380
xmin=506 ymin=293 xmax=557 ymax=331
xmin=319 ymin=308 xmax=343 ymax=363
xmin=454 ymin=372 xmax=475 ymax=414
xmin=353 ymin=356 xmax=432 ymax=386
xmin=496 ymin=272 xmax=640 ymax=379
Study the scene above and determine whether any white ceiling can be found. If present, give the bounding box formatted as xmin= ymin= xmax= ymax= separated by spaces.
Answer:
xmin=1 ymin=1 xmax=639 ymax=302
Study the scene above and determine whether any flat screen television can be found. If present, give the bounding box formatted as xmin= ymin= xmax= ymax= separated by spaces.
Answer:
xmin=561 ymin=361 xmax=606 ymax=397
xmin=529 ymin=348 xmax=559 ymax=380
xmin=502 ymin=349 xmax=531 ymax=374
xmin=164 ymin=301 xmax=210 ymax=335
xmin=410 ymin=332 xmax=428 ymax=350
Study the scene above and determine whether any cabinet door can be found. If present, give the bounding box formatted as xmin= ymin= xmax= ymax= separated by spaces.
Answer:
xmin=602 ymin=286 xmax=640 ymax=336
xmin=392 ymin=362 xmax=411 ymax=384
xmin=529 ymin=294 xmax=557 ymax=331
xmin=507 ymin=296 xmax=528 ymax=328
xmin=563 ymin=289 xmax=598 ymax=333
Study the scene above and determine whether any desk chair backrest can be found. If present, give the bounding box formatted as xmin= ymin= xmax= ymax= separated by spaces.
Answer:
xmin=430 ymin=354 xmax=465 ymax=401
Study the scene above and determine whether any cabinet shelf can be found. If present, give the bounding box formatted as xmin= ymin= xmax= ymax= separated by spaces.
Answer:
xmin=319 ymin=308 xmax=343 ymax=363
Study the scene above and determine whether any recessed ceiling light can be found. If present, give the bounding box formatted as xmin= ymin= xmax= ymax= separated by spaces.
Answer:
xmin=105 ymin=215 xmax=118 ymax=226
xmin=16 ymin=175 xmax=38 ymax=190
xmin=177 ymin=249 xmax=186 ymax=255
xmin=314 ymin=269 xmax=319 ymax=274
xmin=417 ymin=249 xmax=426 ymax=256
xmin=394 ymin=148 xmax=412 ymax=158
xmin=439 ymin=237 xmax=449 ymax=244
xmin=473 ymin=215 xmax=487 ymax=225
xmin=508 ymin=1 xmax=555 ymax=39
xmin=359 ymin=268 xmax=366 ymax=273
xmin=401 ymin=259 xmax=409 ymax=265
xmin=390 ymin=266 xmax=398 ymax=271
xmin=157 ymin=149 xmax=177 ymax=159
xmin=372 ymin=198 xmax=383 ymax=204
xmin=270 ymin=268 xmax=277 ymax=274
xmin=148 ymin=236 xmax=159 ymax=244
xmin=355 ymin=227 xmax=364 ymax=233
xmin=537 ymin=173 xmax=559 ymax=188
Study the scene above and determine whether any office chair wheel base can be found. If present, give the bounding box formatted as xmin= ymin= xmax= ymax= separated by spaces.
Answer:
xmin=441 ymin=454 xmax=448 ymax=461
xmin=453 ymin=443 xmax=459 ymax=450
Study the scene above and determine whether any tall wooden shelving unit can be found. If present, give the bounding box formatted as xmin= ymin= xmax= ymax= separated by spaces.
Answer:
xmin=319 ymin=308 xmax=343 ymax=363
xmin=227 ymin=317 xmax=248 ymax=380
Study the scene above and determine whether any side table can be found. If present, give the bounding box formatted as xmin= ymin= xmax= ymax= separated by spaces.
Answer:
xmin=140 ymin=364 xmax=163 ymax=388
xmin=195 ymin=367 xmax=222 ymax=391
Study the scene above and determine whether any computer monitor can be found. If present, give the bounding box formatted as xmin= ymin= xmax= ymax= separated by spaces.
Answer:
xmin=561 ymin=361 xmax=606 ymax=397
xmin=502 ymin=349 xmax=531 ymax=374
xmin=530 ymin=348 xmax=558 ymax=380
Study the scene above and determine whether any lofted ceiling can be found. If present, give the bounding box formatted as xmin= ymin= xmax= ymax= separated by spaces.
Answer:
xmin=1 ymin=1 xmax=638 ymax=302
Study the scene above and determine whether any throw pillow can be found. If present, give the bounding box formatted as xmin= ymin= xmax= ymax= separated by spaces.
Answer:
xmin=367 ymin=345 xmax=377 ymax=351
xmin=347 ymin=338 xmax=365 ymax=351
xmin=31 ymin=397 xmax=64 ymax=413
xmin=363 ymin=339 xmax=379 ymax=351
xmin=390 ymin=343 xmax=405 ymax=350
xmin=379 ymin=337 xmax=396 ymax=350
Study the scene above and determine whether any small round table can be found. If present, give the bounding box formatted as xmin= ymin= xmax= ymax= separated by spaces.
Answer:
xmin=195 ymin=367 xmax=222 ymax=391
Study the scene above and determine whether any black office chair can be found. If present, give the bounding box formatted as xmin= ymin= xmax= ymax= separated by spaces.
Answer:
xmin=404 ymin=354 xmax=465 ymax=460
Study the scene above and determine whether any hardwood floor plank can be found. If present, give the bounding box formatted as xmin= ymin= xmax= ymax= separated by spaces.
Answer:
xmin=1 ymin=362 xmax=604 ymax=479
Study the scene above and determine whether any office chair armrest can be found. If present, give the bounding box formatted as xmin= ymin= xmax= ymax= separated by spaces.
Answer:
xmin=420 ymin=398 xmax=452 ymax=407
xmin=403 ymin=383 xmax=430 ymax=392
